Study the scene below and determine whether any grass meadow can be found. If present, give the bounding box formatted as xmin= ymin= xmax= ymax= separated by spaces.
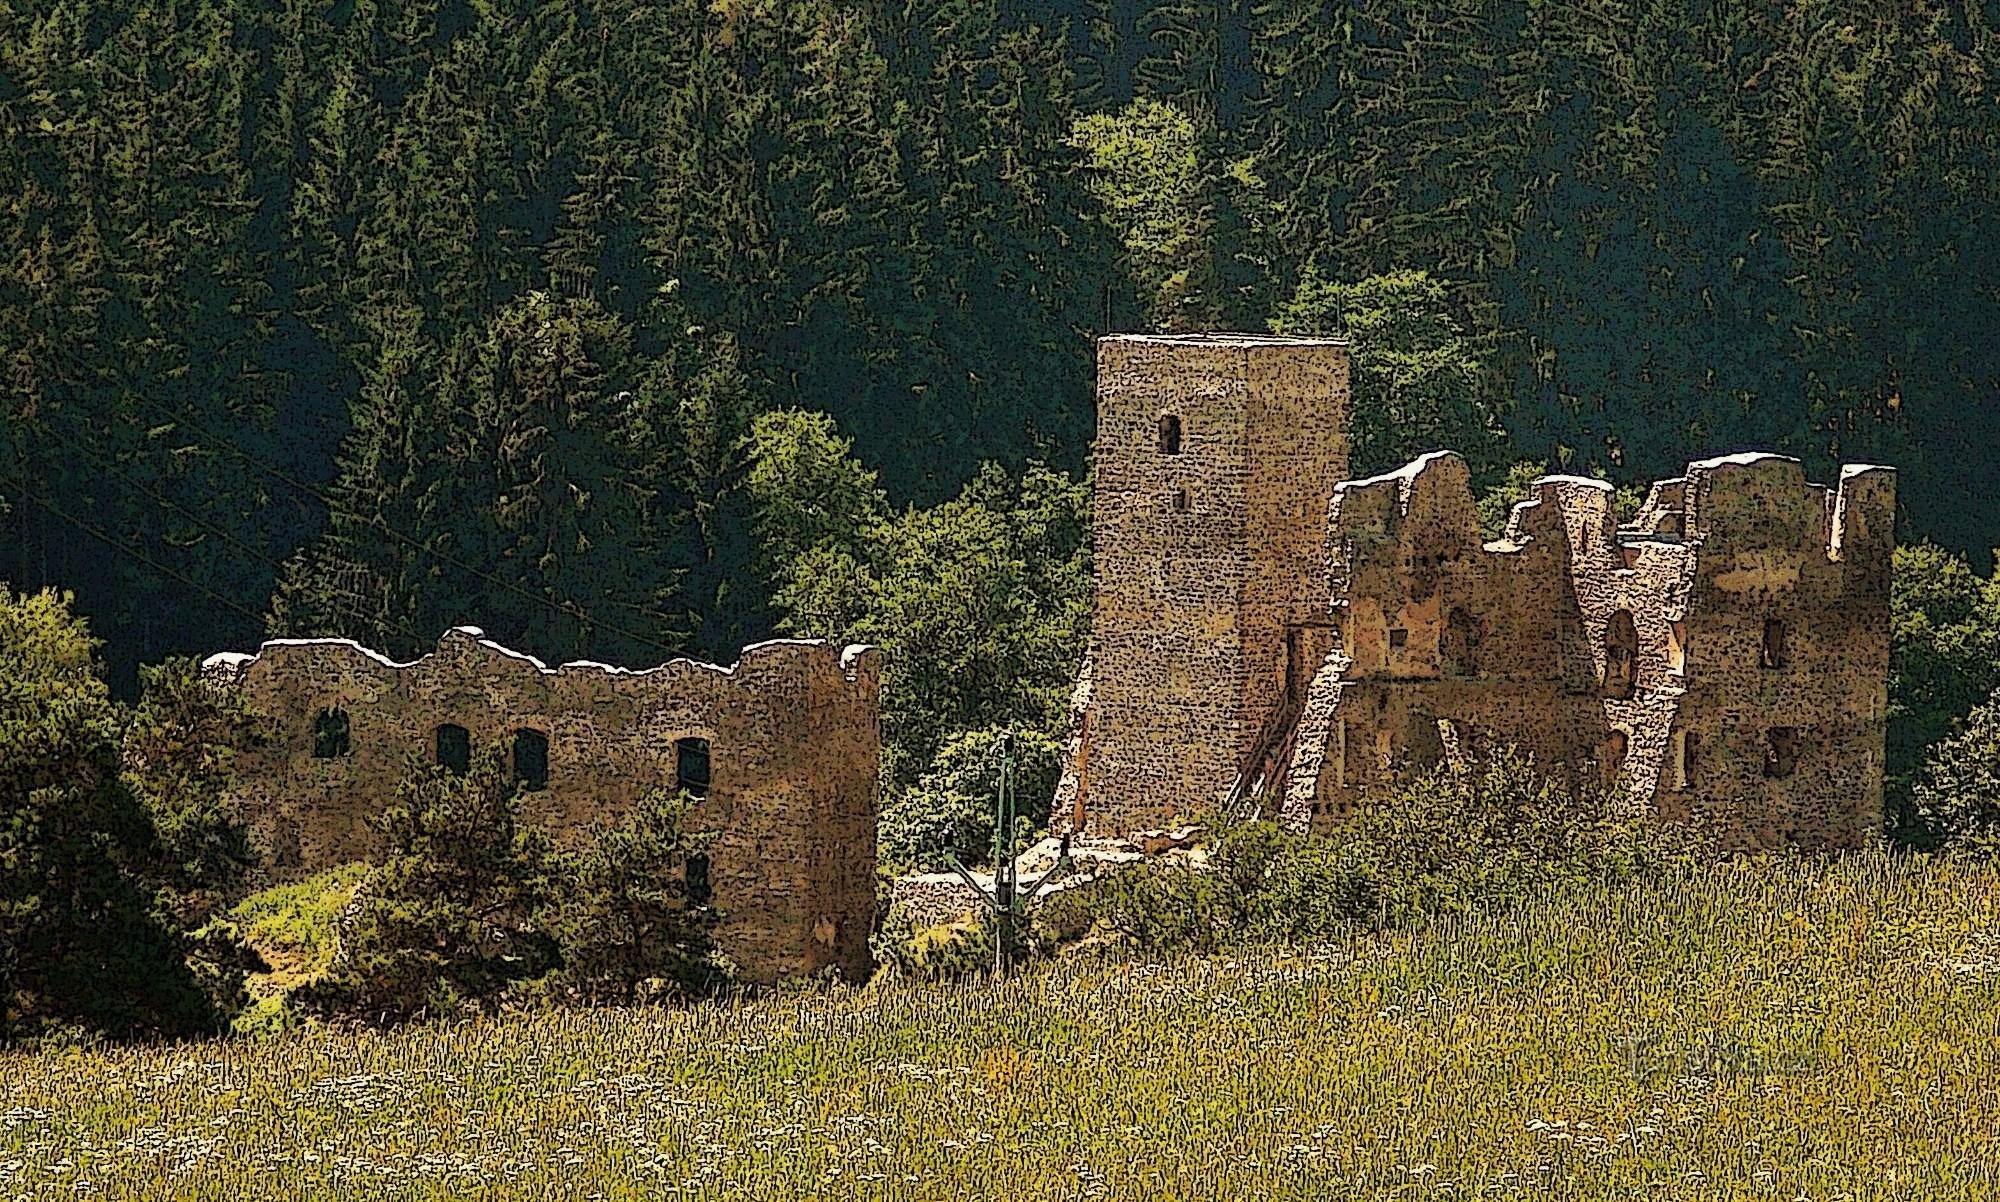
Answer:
xmin=4 ymin=852 xmax=2000 ymax=1199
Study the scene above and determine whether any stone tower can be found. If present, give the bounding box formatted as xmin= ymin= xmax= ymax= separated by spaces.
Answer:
xmin=1072 ymin=334 xmax=1350 ymax=832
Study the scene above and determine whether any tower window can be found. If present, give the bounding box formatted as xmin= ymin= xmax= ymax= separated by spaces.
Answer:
xmin=435 ymin=723 xmax=471 ymax=775
xmin=1388 ymin=627 xmax=1409 ymax=650
xmin=1674 ymin=728 xmax=1701 ymax=790
xmin=1172 ymin=488 xmax=1189 ymax=512
xmin=512 ymin=728 xmax=549 ymax=792
xmin=675 ymin=737 xmax=712 ymax=798
xmin=685 ymin=852 xmax=712 ymax=905
xmin=1761 ymin=618 xmax=1789 ymax=669
xmin=1603 ymin=609 xmax=1638 ymax=699
xmin=1604 ymin=730 xmax=1629 ymax=785
xmin=312 ymin=707 xmax=351 ymax=759
xmin=1158 ymin=414 xmax=1182 ymax=455
xmin=1764 ymin=727 xmax=1799 ymax=779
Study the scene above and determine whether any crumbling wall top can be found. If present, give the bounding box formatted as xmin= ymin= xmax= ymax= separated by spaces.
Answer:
xmin=202 ymin=628 xmax=881 ymax=694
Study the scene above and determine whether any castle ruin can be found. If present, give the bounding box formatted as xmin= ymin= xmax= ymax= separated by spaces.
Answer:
xmin=1057 ymin=334 xmax=1896 ymax=850
xmin=203 ymin=629 xmax=881 ymax=983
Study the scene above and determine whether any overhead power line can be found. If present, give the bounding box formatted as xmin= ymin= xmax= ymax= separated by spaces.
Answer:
xmin=113 ymin=394 xmax=688 ymax=660
xmin=4 ymin=480 xmax=274 ymax=634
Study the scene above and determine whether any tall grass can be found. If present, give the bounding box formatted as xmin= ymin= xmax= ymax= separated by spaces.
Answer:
xmin=5 ymin=851 xmax=1999 ymax=1198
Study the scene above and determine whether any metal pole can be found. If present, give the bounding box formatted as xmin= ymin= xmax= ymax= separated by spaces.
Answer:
xmin=992 ymin=732 xmax=1016 ymax=975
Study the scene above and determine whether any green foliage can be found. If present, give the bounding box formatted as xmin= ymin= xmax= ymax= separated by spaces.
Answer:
xmin=1888 ymin=544 xmax=2000 ymax=844
xmin=879 ymin=728 xmax=1064 ymax=872
xmin=122 ymin=658 xmax=263 ymax=923
xmin=231 ymin=862 xmax=371 ymax=991
xmin=1911 ymin=693 xmax=2000 ymax=859
xmin=771 ymin=445 xmax=1089 ymax=793
xmin=1069 ymin=99 xmax=1211 ymax=328
xmin=1273 ymin=268 xmax=1500 ymax=476
xmin=1474 ymin=461 xmax=1551 ymax=540
xmin=317 ymin=761 xmax=722 ymax=1022
xmin=873 ymin=913 xmax=1000 ymax=983
xmin=535 ymin=789 xmax=724 ymax=1004
xmin=1050 ymin=751 xmax=1679 ymax=955
xmin=743 ymin=409 xmax=890 ymax=583
xmin=0 ymin=588 xmax=239 ymax=1041
xmin=313 ymin=753 xmax=555 ymax=1022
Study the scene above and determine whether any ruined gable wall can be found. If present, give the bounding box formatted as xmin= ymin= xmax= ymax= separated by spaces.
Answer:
xmin=1288 ymin=453 xmax=1639 ymax=827
xmin=1077 ymin=334 xmax=1348 ymax=833
xmin=204 ymin=630 xmax=881 ymax=983
xmin=1289 ymin=449 xmax=1892 ymax=849
xmin=1658 ymin=456 xmax=1896 ymax=849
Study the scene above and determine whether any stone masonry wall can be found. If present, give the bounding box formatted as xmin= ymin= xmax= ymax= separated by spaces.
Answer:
xmin=1061 ymin=334 xmax=1895 ymax=852
xmin=1278 ymin=450 xmax=1895 ymax=850
xmin=202 ymin=629 xmax=881 ymax=984
xmin=1059 ymin=334 xmax=1350 ymax=833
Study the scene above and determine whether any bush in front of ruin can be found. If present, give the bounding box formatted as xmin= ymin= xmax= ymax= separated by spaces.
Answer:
xmin=314 ymin=755 xmax=722 ymax=1022
xmin=1910 ymin=691 xmax=2000 ymax=860
xmin=534 ymin=788 xmax=724 ymax=1004
xmin=1041 ymin=750 xmax=1687 ymax=956
xmin=0 ymin=587 xmax=255 ymax=1043
xmin=310 ymin=752 xmax=556 ymax=1020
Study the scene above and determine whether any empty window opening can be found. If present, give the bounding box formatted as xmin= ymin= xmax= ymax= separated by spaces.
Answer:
xmin=1674 ymin=729 xmax=1701 ymax=790
xmin=1603 ymin=609 xmax=1638 ymax=699
xmin=1171 ymin=488 xmax=1189 ymax=512
xmin=1388 ymin=626 xmax=1409 ymax=651
xmin=1605 ymin=730 xmax=1630 ymax=785
xmin=675 ymin=737 xmax=712 ymax=798
xmin=1442 ymin=606 xmax=1482 ymax=676
xmin=1404 ymin=711 xmax=1445 ymax=772
xmin=312 ymin=707 xmax=351 ymax=759
xmin=1667 ymin=620 xmax=1688 ymax=676
xmin=1764 ymin=727 xmax=1799 ymax=779
xmin=685 ymin=852 xmax=713 ymax=905
xmin=1158 ymin=414 xmax=1182 ymax=455
xmin=512 ymin=728 xmax=549 ymax=792
xmin=435 ymin=723 xmax=471 ymax=775
xmin=1761 ymin=618 xmax=1789 ymax=669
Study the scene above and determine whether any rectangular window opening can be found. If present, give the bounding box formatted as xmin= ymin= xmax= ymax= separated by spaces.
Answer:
xmin=312 ymin=707 xmax=351 ymax=759
xmin=685 ymin=851 xmax=713 ymax=905
xmin=1761 ymin=618 xmax=1789 ymax=670
xmin=512 ymin=728 xmax=549 ymax=792
xmin=1764 ymin=727 xmax=1799 ymax=779
xmin=435 ymin=723 xmax=471 ymax=775
xmin=675 ymin=736 xmax=712 ymax=798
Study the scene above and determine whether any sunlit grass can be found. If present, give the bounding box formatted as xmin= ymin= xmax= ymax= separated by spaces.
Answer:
xmin=6 ymin=852 xmax=2000 ymax=1198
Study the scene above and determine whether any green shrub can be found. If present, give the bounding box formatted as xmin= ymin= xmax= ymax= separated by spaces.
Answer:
xmin=1912 ymin=692 xmax=2000 ymax=858
xmin=535 ymin=788 xmax=724 ymax=1004
xmin=0 ymin=588 xmax=245 ymax=1042
xmin=874 ymin=912 xmax=1000 ymax=983
xmin=1045 ymin=750 xmax=1679 ymax=958
xmin=309 ymin=753 xmax=555 ymax=1022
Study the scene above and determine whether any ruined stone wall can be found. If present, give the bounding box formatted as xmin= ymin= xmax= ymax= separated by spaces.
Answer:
xmin=202 ymin=629 xmax=881 ymax=983
xmin=1651 ymin=455 xmax=1897 ymax=848
xmin=1278 ymin=449 xmax=1895 ymax=850
xmin=1068 ymin=334 xmax=1349 ymax=833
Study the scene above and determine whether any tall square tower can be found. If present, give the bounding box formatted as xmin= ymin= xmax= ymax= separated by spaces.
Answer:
xmin=1081 ymin=334 xmax=1350 ymax=831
